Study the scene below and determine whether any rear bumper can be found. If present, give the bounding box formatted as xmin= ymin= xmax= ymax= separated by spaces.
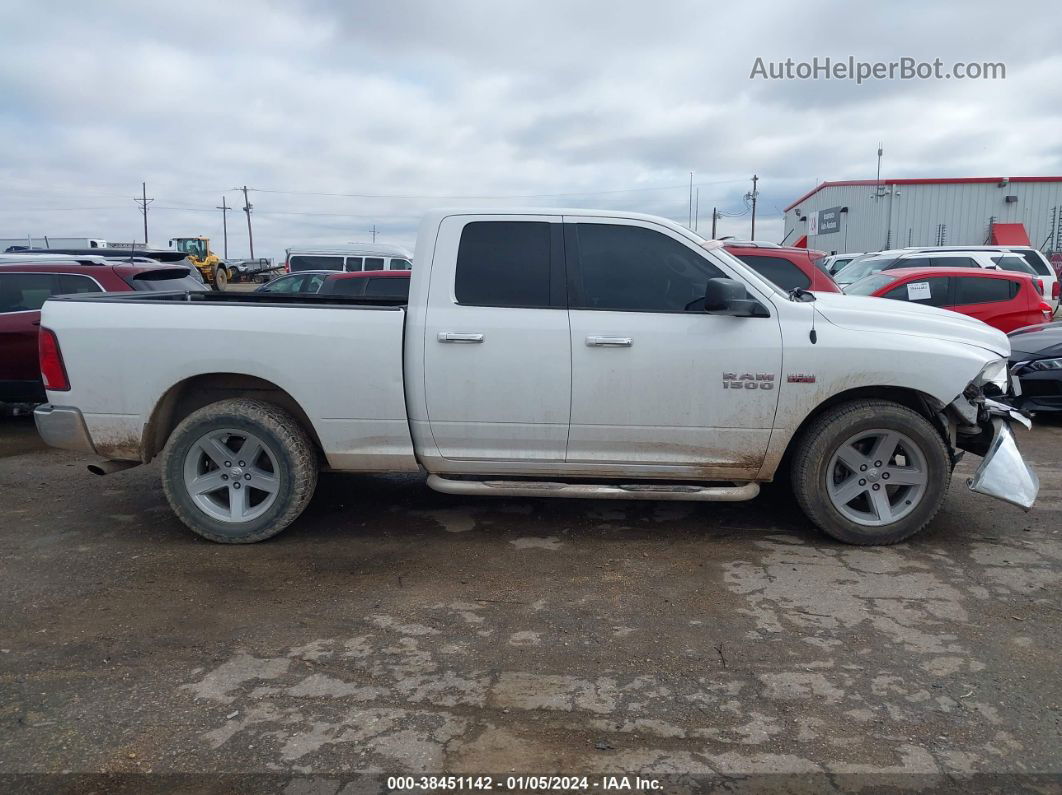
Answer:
xmin=33 ymin=404 xmax=97 ymax=455
xmin=0 ymin=379 xmax=46 ymax=404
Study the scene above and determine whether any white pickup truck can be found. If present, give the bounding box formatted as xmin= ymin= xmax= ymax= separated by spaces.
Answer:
xmin=34 ymin=209 xmax=1039 ymax=545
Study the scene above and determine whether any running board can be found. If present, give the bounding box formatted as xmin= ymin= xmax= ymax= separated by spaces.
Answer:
xmin=426 ymin=475 xmax=759 ymax=502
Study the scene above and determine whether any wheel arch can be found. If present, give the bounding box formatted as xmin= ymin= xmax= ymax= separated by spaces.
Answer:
xmin=769 ymin=385 xmax=950 ymax=481
xmin=142 ymin=373 xmax=323 ymax=463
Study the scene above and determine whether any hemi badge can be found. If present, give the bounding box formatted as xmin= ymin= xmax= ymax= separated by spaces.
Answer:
xmin=787 ymin=374 xmax=816 ymax=383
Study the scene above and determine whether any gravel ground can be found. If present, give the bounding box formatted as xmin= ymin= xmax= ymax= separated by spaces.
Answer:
xmin=0 ymin=415 xmax=1059 ymax=790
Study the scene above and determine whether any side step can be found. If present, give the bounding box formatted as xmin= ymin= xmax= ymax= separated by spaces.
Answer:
xmin=426 ymin=475 xmax=760 ymax=502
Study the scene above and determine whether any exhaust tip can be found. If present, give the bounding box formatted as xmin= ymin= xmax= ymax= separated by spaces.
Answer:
xmin=87 ymin=460 xmax=139 ymax=476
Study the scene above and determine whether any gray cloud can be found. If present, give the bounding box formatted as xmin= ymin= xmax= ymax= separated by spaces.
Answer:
xmin=1 ymin=0 xmax=1060 ymax=256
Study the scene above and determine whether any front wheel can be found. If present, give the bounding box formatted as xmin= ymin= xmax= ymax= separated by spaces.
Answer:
xmin=791 ymin=400 xmax=951 ymax=545
xmin=161 ymin=399 xmax=318 ymax=543
xmin=214 ymin=267 xmax=229 ymax=290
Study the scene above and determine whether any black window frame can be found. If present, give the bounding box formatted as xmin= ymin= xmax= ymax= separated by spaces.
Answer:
xmin=453 ymin=220 xmax=565 ymax=309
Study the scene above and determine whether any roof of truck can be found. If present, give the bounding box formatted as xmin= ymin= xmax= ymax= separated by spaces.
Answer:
xmin=285 ymin=243 xmax=413 ymax=258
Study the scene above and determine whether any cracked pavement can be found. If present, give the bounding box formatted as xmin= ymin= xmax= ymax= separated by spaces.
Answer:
xmin=0 ymin=415 xmax=1060 ymax=783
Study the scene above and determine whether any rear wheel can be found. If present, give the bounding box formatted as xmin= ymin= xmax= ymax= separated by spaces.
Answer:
xmin=791 ymin=400 xmax=950 ymax=545
xmin=161 ymin=399 xmax=317 ymax=543
xmin=214 ymin=267 xmax=229 ymax=290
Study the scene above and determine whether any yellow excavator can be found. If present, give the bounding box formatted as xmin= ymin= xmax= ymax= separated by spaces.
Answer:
xmin=169 ymin=236 xmax=231 ymax=289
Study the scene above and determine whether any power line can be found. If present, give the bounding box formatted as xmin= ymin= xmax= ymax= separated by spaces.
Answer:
xmin=239 ymin=177 xmax=749 ymax=201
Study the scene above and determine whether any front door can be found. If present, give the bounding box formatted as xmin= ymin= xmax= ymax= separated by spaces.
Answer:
xmin=564 ymin=218 xmax=782 ymax=475
xmin=422 ymin=215 xmax=571 ymax=461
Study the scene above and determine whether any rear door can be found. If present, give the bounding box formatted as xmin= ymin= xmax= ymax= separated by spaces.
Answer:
xmin=422 ymin=215 xmax=571 ymax=461
xmin=881 ymin=276 xmax=952 ymax=308
xmin=564 ymin=217 xmax=781 ymax=473
xmin=950 ymin=275 xmax=1020 ymax=330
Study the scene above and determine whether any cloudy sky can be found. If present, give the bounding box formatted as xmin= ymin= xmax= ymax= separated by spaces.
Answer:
xmin=2 ymin=0 xmax=1061 ymax=260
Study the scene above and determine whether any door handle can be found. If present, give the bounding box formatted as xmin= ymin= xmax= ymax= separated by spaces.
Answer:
xmin=586 ymin=336 xmax=632 ymax=347
xmin=438 ymin=332 xmax=484 ymax=343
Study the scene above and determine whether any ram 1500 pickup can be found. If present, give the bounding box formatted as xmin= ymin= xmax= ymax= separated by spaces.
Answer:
xmin=34 ymin=209 xmax=1039 ymax=545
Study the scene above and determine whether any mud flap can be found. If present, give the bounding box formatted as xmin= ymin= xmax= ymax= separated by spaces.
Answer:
xmin=967 ymin=418 xmax=1039 ymax=510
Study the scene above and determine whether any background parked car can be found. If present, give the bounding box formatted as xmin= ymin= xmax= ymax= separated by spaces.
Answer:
xmin=834 ymin=248 xmax=1039 ymax=288
xmin=721 ymin=241 xmax=839 ymax=293
xmin=0 ymin=260 xmax=206 ymax=403
xmin=1008 ymin=321 xmax=1062 ymax=413
xmin=821 ymin=253 xmax=863 ymax=275
xmin=257 ymin=269 xmax=411 ymax=299
xmin=284 ymin=244 xmax=413 ymax=274
xmin=929 ymin=246 xmax=1059 ymax=311
xmin=844 ymin=267 xmax=1052 ymax=333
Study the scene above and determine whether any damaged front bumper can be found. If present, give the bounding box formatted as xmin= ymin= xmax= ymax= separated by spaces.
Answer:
xmin=945 ymin=377 xmax=1040 ymax=510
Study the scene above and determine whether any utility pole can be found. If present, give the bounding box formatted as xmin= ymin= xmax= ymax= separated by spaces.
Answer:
xmin=238 ymin=185 xmax=254 ymax=259
xmin=133 ymin=181 xmax=154 ymax=246
xmin=371 ymin=224 xmax=377 ymax=244
xmin=694 ymin=188 xmax=700 ymax=231
xmin=216 ymin=196 xmax=230 ymax=259
xmin=688 ymin=172 xmax=694 ymax=228
xmin=711 ymin=207 xmax=721 ymax=239
xmin=745 ymin=174 xmax=759 ymax=239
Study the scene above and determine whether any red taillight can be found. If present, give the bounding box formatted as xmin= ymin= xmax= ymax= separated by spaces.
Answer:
xmin=1040 ymin=301 xmax=1053 ymax=313
xmin=39 ymin=328 xmax=70 ymax=391
xmin=1053 ymin=281 xmax=1060 ymax=299
xmin=284 ymin=259 xmax=290 ymax=273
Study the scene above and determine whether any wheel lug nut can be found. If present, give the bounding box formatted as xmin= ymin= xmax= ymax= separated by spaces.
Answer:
xmin=859 ymin=464 xmax=867 ymax=471
xmin=872 ymin=484 xmax=881 ymax=491
xmin=882 ymin=472 xmax=890 ymax=480
xmin=233 ymin=482 xmax=241 ymax=490
xmin=238 ymin=461 xmax=246 ymax=467
xmin=874 ymin=460 xmax=882 ymax=467
xmin=224 ymin=461 xmax=231 ymax=467
xmin=221 ymin=474 xmax=229 ymax=481
xmin=859 ymin=479 xmax=866 ymax=486
xmin=244 ymin=473 xmax=251 ymax=480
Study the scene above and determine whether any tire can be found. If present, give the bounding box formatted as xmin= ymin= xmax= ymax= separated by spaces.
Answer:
xmin=790 ymin=400 xmax=950 ymax=545
xmin=214 ymin=267 xmax=228 ymax=290
xmin=161 ymin=398 xmax=317 ymax=543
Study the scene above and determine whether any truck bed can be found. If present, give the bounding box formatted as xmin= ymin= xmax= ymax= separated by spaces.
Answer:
xmin=40 ymin=290 xmax=418 ymax=471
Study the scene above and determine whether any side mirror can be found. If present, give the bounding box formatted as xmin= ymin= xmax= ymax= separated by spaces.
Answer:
xmin=703 ymin=277 xmax=768 ymax=317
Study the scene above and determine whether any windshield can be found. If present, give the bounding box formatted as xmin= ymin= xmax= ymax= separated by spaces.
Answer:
xmin=843 ymin=273 xmax=897 ymax=296
xmin=125 ymin=269 xmax=210 ymax=292
xmin=835 ymin=255 xmax=898 ymax=283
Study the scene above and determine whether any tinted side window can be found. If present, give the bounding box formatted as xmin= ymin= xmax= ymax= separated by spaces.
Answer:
xmin=363 ymin=257 xmax=384 ymax=271
xmin=882 ymin=277 xmax=950 ymax=307
xmin=328 ymin=278 xmax=365 ymax=296
xmin=57 ymin=274 xmax=102 ymax=294
xmin=955 ymin=277 xmax=1015 ymax=304
xmin=992 ymin=255 xmax=1034 ymax=274
xmin=345 ymin=257 xmax=363 ymax=271
xmin=290 ymin=255 xmax=343 ymax=272
xmin=1018 ymin=251 xmax=1051 ymax=276
xmin=0 ymin=273 xmax=54 ymax=312
xmin=737 ymin=255 xmax=811 ymax=291
xmin=364 ymin=277 xmax=410 ymax=299
xmin=389 ymin=259 xmax=412 ymax=271
xmin=573 ymin=223 xmax=723 ymax=312
xmin=261 ymin=274 xmax=305 ymax=293
xmin=891 ymin=257 xmax=933 ymax=269
xmin=931 ymin=256 xmax=978 ymax=268
xmin=455 ymin=221 xmax=551 ymax=307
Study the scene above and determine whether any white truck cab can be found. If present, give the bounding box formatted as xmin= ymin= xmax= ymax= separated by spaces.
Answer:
xmin=34 ymin=208 xmax=1038 ymax=546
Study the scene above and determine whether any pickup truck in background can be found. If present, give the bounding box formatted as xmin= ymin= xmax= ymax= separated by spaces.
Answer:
xmin=34 ymin=209 xmax=1039 ymax=546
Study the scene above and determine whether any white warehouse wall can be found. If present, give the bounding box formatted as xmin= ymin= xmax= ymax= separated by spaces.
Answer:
xmin=782 ymin=179 xmax=1062 ymax=255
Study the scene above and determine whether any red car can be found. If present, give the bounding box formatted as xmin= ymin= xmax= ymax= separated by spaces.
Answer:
xmin=256 ymin=269 xmax=411 ymax=299
xmin=723 ymin=241 xmax=840 ymax=293
xmin=0 ymin=260 xmax=205 ymax=403
xmin=844 ymin=267 xmax=1053 ymax=333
